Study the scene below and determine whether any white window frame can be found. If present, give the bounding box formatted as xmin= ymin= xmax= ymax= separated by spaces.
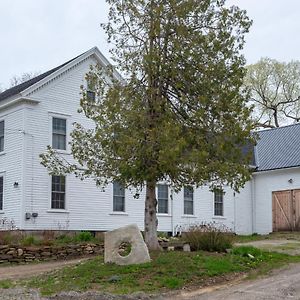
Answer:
xmin=112 ymin=181 xmax=126 ymax=212
xmin=48 ymin=112 xmax=71 ymax=154
xmin=183 ymin=186 xmax=194 ymax=215
xmin=157 ymin=184 xmax=169 ymax=215
xmin=48 ymin=175 xmax=68 ymax=212
xmin=214 ymin=189 xmax=224 ymax=217
xmin=0 ymin=119 xmax=4 ymax=153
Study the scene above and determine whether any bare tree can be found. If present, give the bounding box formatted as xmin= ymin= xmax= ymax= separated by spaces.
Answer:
xmin=245 ymin=58 xmax=300 ymax=128
xmin=10 ymin=71 xmax=41 ymax=88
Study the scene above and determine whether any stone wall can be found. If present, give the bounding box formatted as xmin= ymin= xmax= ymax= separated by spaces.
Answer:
xmin=0 ymin=243 xmax=104 ymax=264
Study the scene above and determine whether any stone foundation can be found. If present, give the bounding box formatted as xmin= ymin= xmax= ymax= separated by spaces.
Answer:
xmin=0 ymin=243 xmax=104 ymax=264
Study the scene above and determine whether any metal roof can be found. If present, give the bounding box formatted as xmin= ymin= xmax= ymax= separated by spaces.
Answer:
xmin=255 ymin=123 xmax=300 ymax=172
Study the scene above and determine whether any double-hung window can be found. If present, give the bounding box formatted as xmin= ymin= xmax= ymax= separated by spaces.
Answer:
xmin=214 ymin=189 xmax=224 ymax=216
xmin=0 ymin=121 xmax=4 ymax=152
xmin=184 ymin=186 xmax=194 ymax=215
xmin=0 ymin=176 xmax=3 ymax=211
xmin=113 ymin=181 xmax=125 ymax=212
xmin=51 ymin=175 xmax=66 ymax=209
xmin=52 ymin=118 xmax=66 ymax=150
xmin=157 ymin=184 xmax=168 ymax=214
xmin=87 ymin=79 xmax=96 ymax=101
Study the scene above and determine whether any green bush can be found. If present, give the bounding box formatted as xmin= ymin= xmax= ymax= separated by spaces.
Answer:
xmin=183 ymin=222 xmax=233 ymax=252
xmin=74 ymin=231 xmax=93 ymax=242
xmin=20 ymin=235 xmax=40 ymax=246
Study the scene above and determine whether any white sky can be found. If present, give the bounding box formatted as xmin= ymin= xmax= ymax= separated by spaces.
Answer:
xmin=0 ymin=0 xmax=300 ymax=89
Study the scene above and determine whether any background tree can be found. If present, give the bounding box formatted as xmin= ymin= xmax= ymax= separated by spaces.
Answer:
xmin=245 ymin=58 xmax=300 ymax=128
xmin=41 ymin=0 xmax=255 ymax=250
xmin=10 ymin=71 xmax=41 ymax=87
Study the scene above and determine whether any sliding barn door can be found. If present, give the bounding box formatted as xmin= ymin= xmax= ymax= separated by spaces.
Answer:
xmin=272 ymin=189 xmax=300 ymax=231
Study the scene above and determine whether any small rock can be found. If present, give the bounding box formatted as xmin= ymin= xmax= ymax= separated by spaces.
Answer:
xmin=248 ymin=253 xmax=255 ymax=259
xmin=17 ymin=249 xmax=23 ymax=256
xmin=108 ymin=275 xmax=121 ymax=283
xmin=167 ymin=246 xmax=175 ymax=251
xmin=183 ymin=244 xmax=191 ymax=252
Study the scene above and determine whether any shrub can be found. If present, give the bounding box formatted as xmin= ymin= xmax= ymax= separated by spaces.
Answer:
xmin=183 ymin=222 xmax=234 ymax=252
xmin=20 ymin=235 xmax=41 ymax=246
xmin=74 ymin=231 xmax=93 ymax=242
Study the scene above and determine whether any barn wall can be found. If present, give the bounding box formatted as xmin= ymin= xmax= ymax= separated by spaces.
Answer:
xmin=254 ymin=167 xmax=300 ymax=234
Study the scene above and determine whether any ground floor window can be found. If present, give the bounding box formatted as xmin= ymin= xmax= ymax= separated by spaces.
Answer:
xmin=184 ymin=186 xmax=194 ymax=215
xmin=113 ymin=181 xmax=125 ymax=212
xmin=214 ymin=189 xmax=224 ymax=216
xmin=51 ymin=176 xmax=65 ymax=209
xmin=157 ymin=184 xmax=168 ymax=214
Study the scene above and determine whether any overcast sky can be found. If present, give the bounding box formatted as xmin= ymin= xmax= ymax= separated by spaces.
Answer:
xmin=0 ymin=0 xmax=300 ymax=89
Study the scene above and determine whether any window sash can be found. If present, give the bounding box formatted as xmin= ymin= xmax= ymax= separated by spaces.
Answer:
xmin=0 ymin=121 xmax=4 ymax=152
xmin=113 ymin=182 xmax=125 ymax=212
xmin=52 ymin=118 xmax=66 ymax=150
xmin=0 ymin=177 xmax=3 ymax=211
xmin=214 ymin=190 xmax=224 ymax=216
xmin=184 ymin=186 xmax=194 ymax=215
xmin=51 ymin=176 xmax=65 ymax=209
xmin=157 ymin=184 xmax=168 ymax=214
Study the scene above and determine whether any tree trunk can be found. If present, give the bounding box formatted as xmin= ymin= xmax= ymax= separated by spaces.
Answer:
xmin=144 ymin=181 xmax=161 ymax=250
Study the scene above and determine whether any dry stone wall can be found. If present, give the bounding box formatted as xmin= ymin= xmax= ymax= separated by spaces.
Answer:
xmin=0 ymin=243 xmax=104 ymax=264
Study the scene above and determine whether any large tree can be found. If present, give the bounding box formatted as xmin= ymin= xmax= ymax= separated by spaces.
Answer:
xmin=41 ymin=0 xmax=255 ymax=250
xmin=245 ymin=58 xmax=300 ymax=128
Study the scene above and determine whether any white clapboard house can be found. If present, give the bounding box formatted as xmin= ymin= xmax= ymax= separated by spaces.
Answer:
xmin=0 ymin=47 xmax=300 ymax=235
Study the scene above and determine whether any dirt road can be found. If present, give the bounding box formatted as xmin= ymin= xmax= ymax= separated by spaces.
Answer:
xmin=0 ymin=257 xmax=91 ymax=281
xmin=170 ymin=263 xmax=300 ymax=300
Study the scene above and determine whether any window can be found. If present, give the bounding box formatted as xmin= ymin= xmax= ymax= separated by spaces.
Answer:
xmin=113 ymin=181 xmax=125 ymax=212
xmin=184 ymin=186 xmax=194 ymax=215
xmin=0 ymin=176 xmax=3 ymax=211
xmin=214 ymin=189 xmax=224 ymax=216
xmin=157 ymin=184 xmax=168 ymax=214
xmin=51 ymin=176 xmax=66 ymax=209
xmin=0 ymin=121 xmax=4 ymax=152
xmin=52 ymin=118 xmax=66 ymax=150
xmin=87 ymin=79 xmax=95 ymax=101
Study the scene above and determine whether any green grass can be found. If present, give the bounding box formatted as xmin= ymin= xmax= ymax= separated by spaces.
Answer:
xmin=1 ymin=247 xmax=300 ymax=296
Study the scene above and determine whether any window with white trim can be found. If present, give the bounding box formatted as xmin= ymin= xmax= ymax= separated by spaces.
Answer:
xmin=184 ymin=186 xmax=194 ymax=215
xmin=0 ymin=176 xmax=3 ymax=210
xmin=87 ymin=79 xmax=96 ymax=101
xmin=157 ymin=184 xmax=168 ymax=214
xmin=113 ymin=181 xmax=125 ymax=212
xmin=0 ymin=121 xmax=4 ymax=152
xmin=52 ymin=118 xmax=66 ymax=150
xmin=51 ymin=176 xmax=66 ymax=209
xmin=214 ymin=189 xmax=224 ymax=216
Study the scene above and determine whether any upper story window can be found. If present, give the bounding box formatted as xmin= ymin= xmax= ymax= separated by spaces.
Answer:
xmin=52 ymin=118 xmax=66 ymax=150
xmin=51 ymin=175 xmax=66 ymax=209
xmin=214 ymin=189 xmax=224 ymax=216
xmin=0 ymin=121 xmax=4 ymax=152
xmin=0 ymin=176 xmax=3 ymax=211
xmin=157 ymin=184 xmax=168 ymax=214
xmin=113 ymin=181 xmax=125 ymax=212
xmin=184 ymin=186 xmax=194 ymax=215
xmin=87 ymin=79 xmax=95 ymax=101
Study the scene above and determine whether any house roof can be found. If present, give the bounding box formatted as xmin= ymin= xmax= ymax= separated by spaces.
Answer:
xmin=255 ymin=123 xmax=300 ymax=172
xmin=0 ymin=50 xmax=89 ymax=102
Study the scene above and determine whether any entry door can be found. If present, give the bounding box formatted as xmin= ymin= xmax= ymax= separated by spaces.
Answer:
xmin=272 ymin=189 xmax=300 ymax=231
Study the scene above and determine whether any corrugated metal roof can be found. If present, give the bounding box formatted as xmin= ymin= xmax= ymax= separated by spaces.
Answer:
xmin=255 ymin=123 xmax=300 ymax=172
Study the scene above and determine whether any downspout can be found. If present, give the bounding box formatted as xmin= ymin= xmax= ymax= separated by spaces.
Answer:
xmin=170 ymin=188 xmax=174 ymax=236
xmin=233 ymin=191 xmax=236 ymax=233
xmin=251 ymin=175 xmax=256 ymax=234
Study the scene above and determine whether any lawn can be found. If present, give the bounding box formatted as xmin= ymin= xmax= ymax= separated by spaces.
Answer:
xmin=1 ymin=246 xmax=300 ymax=296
